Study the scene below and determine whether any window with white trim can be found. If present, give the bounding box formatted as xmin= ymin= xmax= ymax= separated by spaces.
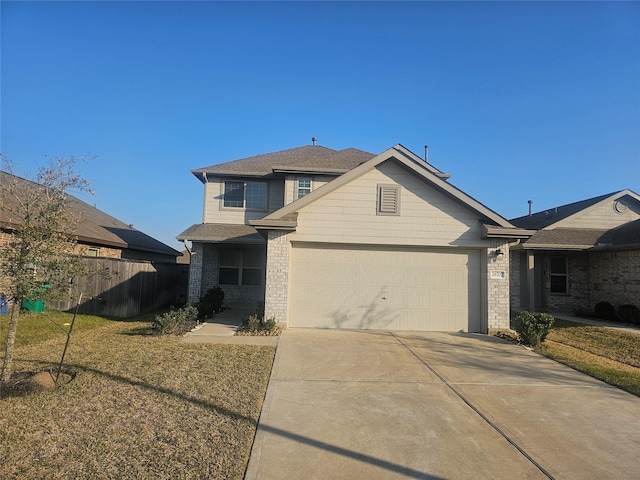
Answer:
xmin=377 ymin=184 xmax=400 ymax=215
xmin=550 ymin=256 xmax=568 ymax=294
xmin=87 ymin=247 xmax=99 ymax=257
xmin=223 ymin=180 xmax=267 ymax=210
xmin=219 ymin=248 xmax=265 ymax=286
xmin=297 ymin=177 xmax=311 ymax=199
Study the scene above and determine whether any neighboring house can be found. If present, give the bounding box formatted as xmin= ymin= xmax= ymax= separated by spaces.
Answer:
xmin=178 ymin=143 xmax=530 ymax=333
xmin=0 ymin=171 xmax=181 ymax=263
xmin=1 ymin=171 xmax=184 ymax=316
xmin=509 ymin=190 xmax=640 ymax=315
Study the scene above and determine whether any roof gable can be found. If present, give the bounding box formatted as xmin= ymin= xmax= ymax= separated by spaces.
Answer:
xmin=253 ymin=145 xmax=514 ymax=229
xmin=510 ymin=190 xmax=640 ymax=230
xmin=191 ymin=145 xmax=375 ymax=181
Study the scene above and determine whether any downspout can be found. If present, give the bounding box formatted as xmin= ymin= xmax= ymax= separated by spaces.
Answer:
xmin=183 ymin=239 xmax=192 ymax=255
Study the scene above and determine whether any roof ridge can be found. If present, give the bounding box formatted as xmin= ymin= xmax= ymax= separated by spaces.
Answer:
xmin=193 ymin=145 xmax=337 ymax=172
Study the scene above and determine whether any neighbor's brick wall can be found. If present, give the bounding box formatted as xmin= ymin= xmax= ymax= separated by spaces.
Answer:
xmin=0 ymin=231 xmax=12 ymax=298
xmin=589 ymin=249 xmax=640 ymax=309
xmin=264 ymin=230 xmax=290 ymax=324
xmin=487 ymin=239 xmax=511 ymax=332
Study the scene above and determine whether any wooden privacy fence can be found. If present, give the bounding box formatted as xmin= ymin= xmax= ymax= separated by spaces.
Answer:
xmin=48 ymin=257 xmax=189 ymax=318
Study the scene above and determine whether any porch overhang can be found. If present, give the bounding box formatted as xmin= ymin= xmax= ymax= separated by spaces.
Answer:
xmin=176 ymin=223 xmax=266 ymax=244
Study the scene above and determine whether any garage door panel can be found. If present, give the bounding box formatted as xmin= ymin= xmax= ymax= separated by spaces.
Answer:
xmin=290 ymin=244 xmax=482 ymax=332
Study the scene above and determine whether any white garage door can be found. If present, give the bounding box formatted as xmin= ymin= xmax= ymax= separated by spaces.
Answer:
xmin=289 ymin=244 xmax=482 ymax=332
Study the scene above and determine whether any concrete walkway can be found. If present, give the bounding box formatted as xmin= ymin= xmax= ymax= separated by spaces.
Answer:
xmin=245 ymin=329 xmax=640 ymax=479
xmin=181 ymin=304 xmax=278 ymax=346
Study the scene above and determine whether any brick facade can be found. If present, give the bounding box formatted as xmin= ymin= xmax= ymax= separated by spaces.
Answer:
xmin=589 ymin=249 xmax=640 ymax=309
xmin=487 ymin=239 xmax=511 ymax=332
xmin=509 ymin=248 xmax=640 ymax=316
xmin=264 ymin=231 xmax=290 ymax=323
xmin=187 ymin=241 xmax=266 ymax=307
xmin=187 ymin=242 xmax=204 ymax=303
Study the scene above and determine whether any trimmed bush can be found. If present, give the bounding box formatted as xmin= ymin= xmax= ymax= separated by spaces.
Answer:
xmin=152 ymin=304 xmax=199 ymax=335
xmin=242 ymin=314 xmax=277 ymax=334
xmin=198 ymin=286 xmax=225 ymax=318
xmin=595 ymin=301 xmax=616 ymax=321
xmin=619 ymin=304 xmax=640 ymax=325
xmin=513 ymin=311 xmax=555 ymax=346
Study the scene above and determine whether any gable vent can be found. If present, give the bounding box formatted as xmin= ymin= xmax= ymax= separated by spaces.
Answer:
xmin=377 ymin=185 xmax=400 ymax=215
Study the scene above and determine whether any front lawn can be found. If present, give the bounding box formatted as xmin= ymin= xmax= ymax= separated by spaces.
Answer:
xmin=0 ymin=310 xmax=275 ymax=479
xmin=535 ymin=318 xmax=640 ymax=397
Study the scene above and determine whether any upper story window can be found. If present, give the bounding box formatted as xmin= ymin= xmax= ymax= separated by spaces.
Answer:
xmin=297 ymin=177 xmax=311 ymax=199
xmin=223 ymin=180 xmax=267 ymax=210
xmin=550 ymin=256 xmax=568 ymax=294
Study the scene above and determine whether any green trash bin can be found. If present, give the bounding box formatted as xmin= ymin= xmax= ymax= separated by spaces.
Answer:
xmin=22 ymin=284 xmax=50 ymax=313
xmin=22 ymin=298 xmax=45 ymax=313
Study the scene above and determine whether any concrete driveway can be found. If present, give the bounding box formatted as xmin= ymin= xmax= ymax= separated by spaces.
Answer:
xmin=245 ymin=329 xmax=640 ymax=479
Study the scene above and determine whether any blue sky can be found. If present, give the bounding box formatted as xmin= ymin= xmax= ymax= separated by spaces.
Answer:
xmin=2 ymin=1 xmax=639 ymax=251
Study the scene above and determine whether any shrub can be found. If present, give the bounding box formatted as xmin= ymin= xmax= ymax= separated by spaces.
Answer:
xmin=594 ymin=301 xmax=616 ymax=321
xmin=619 ymin=304 xmax=640 ymax=325
xmin=513 ymin=311 xmax=555 ymax=346
xmin=242 ymin=313 xmax=277 ymax=333
xmin=197 ymin=286 xmax=225 ymax=318
xmin=152 ymin=304 xmax=199 ymax=335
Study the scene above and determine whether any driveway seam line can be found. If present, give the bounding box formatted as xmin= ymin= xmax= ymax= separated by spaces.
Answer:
xmin=389 ymin=332 xmax=556 ymax=480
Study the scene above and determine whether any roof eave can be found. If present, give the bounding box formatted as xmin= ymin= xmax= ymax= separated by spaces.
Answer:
xmin=482 ymin=225 xmax=536 ymax=239
xmin=250 ymin=219 xmax=297 ymax=231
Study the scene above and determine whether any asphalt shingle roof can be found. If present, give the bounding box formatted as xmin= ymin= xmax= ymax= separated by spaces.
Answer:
xmin=176 ymin=223 xmax=265 ymax=244
xmin=191 ymin=145 xmax=375 ymax=179
xmin=1 ymin=171 xmax=180 ymax=257
xmin=510 ymin=192 xmax=620 ymax=230
xmin=522 ymin=228 xmax=610 ymax=250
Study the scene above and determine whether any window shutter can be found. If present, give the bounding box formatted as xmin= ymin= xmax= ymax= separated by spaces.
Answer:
xmin=378 ymin=185 xmax=399 ymax=215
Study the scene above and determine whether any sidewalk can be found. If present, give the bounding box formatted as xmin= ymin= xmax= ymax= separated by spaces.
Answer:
xmin=551 ymin=312 xmax=640 ymax=335
xmin=182 ymin=303 xmax=278 ymax=346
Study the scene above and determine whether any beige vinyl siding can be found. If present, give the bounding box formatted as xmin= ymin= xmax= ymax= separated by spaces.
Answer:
xmin=553 ymin=196 xmax=640 ymax=230
xmin=289 ymin=243 xmax=482 ymax=332
xmin=292 ymin=161 xmax=488 ymax=247
xmin=203 ymin=178 xmax=284 ymax=224
xmin=284 ymin=174 xmax=338 ymax=205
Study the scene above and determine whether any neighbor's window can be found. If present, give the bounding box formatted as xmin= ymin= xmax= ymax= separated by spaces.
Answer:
xmin=377 ymin=184 xmax=400 ymax=215
xmin=87 ymin=247 xmax=99 ymax=257
xmin=219 ymin=249 xmax=264 ymax=286
xmin=297 ymin=177 xmax=311 ymax=199
xmin=223 ymin=181 xmax=267 ymax=210
xmin=550 ymin=256 xmax=568 ymax=294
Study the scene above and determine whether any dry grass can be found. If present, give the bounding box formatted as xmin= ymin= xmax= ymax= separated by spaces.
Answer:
xmin=0 ymin=314 xmax=275 ymax=479
xmin=546 ymin=319 xmax=640 ymax=367
xmin=535 ymin=318 xmax=640 ymax=397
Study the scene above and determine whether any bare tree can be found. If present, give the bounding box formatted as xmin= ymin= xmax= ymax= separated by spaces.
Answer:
xmin=0 ymin=155 xmax=92 ymax=386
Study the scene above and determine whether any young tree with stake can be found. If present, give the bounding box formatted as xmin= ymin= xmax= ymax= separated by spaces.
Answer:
xmin=0 ymin=155 xmax=92 ymax=387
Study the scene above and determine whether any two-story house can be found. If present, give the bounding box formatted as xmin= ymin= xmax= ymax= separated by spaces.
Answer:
xmin=178 ymin=142 xmax=530 ymax=333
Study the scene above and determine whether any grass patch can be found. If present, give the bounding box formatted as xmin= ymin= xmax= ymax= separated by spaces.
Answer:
xmin=0 ymin=313 xmax=276 ymax=479
xmin=2 ymin=310 xmax=112 ymax=348
xmin=544 ymin=319 xmax=640 ymax=367
xmin=534 ymin=318 xmax=640 ymax=397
